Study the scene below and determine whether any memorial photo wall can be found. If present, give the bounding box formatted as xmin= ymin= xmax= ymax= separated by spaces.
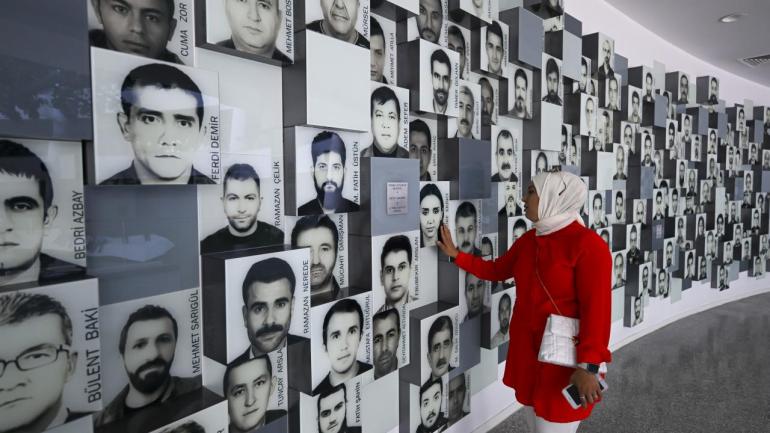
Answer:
xmin=1 ymin=0 xmax=770 ymax=432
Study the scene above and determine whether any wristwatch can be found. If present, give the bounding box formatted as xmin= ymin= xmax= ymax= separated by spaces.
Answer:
xmin=577 ymin=363 xmax=600 ymax=374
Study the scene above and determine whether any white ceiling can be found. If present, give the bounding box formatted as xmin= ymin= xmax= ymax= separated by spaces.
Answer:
xmin=604 ymin=0 xmax=770 ymax=87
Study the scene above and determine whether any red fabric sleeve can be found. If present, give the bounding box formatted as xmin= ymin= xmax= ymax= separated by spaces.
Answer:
xmin=454 ymin=237 xmax=521 ymax=282
xmin=575 ymin=233 xmax=613 ymax=365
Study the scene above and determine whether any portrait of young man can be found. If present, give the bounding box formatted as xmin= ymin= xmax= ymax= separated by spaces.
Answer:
xmin=483 ymin=22 xmax=504 ymax=76
xmin=490 ymin=293 xmax=511 ymax=347
xmin=307 ymin=0 xmax=369 ymax=48
xmin=313 ymin=299 xmax=372 ymax=395
xmin=606 ymin=74 xmax=620 ymax=110
xmin=708 ymin=77 xmax=719 ymax=105
xmin=455 ymin=86 xmax=476 ymax=139
xmin=454 ymin=202 xmax=480 ymax=255
xmin=429 ymin=49 xmax=452 ymax=115
xmin=372 ymin=308 xmax=400 ymax=380
xmin=96 ymin=305 xmax=199 ymax=427
xmin=89 ymin=0 xmax=182 ymax=63
xmin=613 ymin=145 xmax=627 ymax=180
xmin=541 ymin=57 xmax=562 ymax=106
xmin=589 ymin=193 xmax=608 ymax=229
xmin=362 ymin=86 xmax=408 ymax=157
xmin=597 ymin=36 xmax=614 ymax=80
xmin=631 ymin=295 xmax=643 ymax=327
xmin=629 ymin=90 xmax=641 ymax=124
xmin=317 ymin=383 xmax=360 ymax=433
xmin=409 ymin=119 xmax=434 ymax=181
xmin=612 ymin=190 xmax=626 ymax=224
xmin=425 ymin=315 xmax=454 ymax=382
xmin=236 ymin=257 xmax=296 ymax=362
xmin=370 ymin=17 xmax=388 ymax=84
xmin=511 ymin=67 xmax=531 ymax=119
xmin=678 ymin=73 xmax=689 ymax=105
xmin=0 ymin=292 xmax=85 ymax=432
xmin=200 ymin=164 xmax=284 ymax=255
xmin=490 ymin=129 xmax=517 ymax=182
xmin=446 ymin=374 xmax=469 ymax=428
xmin=417 ymin=0 xmax=443 ymax=44
xmin=224 ymin=355 xmax=286 ymax=433
xmin=479 ymin=77 xmax=496 ymax=125
xmin=298 ymin=131 xmax=360 ymax=214
xmin=446 ymin=25 xmax=467 ymax=80
xmin=612 ymin=252 xmax=626 ymax=289
xmin=415 ymin=377 xmax=447 ymax=433
xmin=99 ymin=63 xmax=215 ymax=185
xmin=0 ymin=140 xmax=85 ymax=287
xmin=377 ymin=235 xmax=415 ymax=312
xmin=291 ymin=215 xmax=342 ymax=306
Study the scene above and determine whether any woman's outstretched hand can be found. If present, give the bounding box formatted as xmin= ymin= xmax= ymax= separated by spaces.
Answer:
xmin=436 ymin=224 xmax=460 ymax=259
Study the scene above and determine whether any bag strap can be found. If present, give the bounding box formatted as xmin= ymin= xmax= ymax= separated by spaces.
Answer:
xmin=534 ymin=243 xmax=564 ymax=316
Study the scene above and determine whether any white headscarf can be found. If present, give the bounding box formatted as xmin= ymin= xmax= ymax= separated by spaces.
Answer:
xmin=531 ymin=171 xmax=587 ymax=236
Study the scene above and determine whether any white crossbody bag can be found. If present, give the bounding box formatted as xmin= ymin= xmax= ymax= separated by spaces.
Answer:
xmin=534 ymin=245 xmax=579 ymax=368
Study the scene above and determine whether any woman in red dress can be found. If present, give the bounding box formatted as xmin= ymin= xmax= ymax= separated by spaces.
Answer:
xmin=438 ymin=171 xmax=612 ymax=433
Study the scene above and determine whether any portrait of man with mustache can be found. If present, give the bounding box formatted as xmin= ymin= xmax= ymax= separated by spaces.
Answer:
xmin=372 ymin=309 xmax=400 ymax=380
xmin=235 ymin=257 xmax=296 ymax=363
xmin=291 ymin=215 xmax=342 ymax=306
xmin=376 ymin=235 xmax=415 ymax=311
xmin=307 ymin=0 xmax=370 ymax=48
xmin=429 ymin=49 xmax=452 ymax=115
xmin=455 ymin=86 xmax=475 ymax=139
xmin=425 ymin=315 xmax=454 ymax=383
xmin=454 ymin=202 xmax=481 ymax=255
xmin=96 ymin=305 xmax=199 ymax=427
xmin=298 ymin=131 xmax=360 ymax=215
xmin=511 ymin=68 xmax=531 ymax=119
xmin=490 ymin=130 xmax=517 ymax=182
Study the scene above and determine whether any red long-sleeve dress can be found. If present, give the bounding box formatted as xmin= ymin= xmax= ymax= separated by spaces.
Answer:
xmin=455 ymin=221 xmax=612 ymax=423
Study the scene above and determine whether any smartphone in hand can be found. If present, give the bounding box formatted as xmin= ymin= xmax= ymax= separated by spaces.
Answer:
xmin=562 ymin=377 xmax=608 ymax=409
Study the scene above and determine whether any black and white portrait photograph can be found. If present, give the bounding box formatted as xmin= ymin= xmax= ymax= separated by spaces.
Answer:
xmin=624 ymin=294 xmax=644 ymax=328
xmin=446 ymin=372 xmax=471 ymax=429
xmin=597 ymin=34 xmax=615 ymax=80
xmin=507 ymin=216 xmax=530 ymax=249
xmin=632 ymin=199 xmax=646 ymax=225
xmin=91 ymin=48 xmax=221 ymax=185
xmin=310 ymin=293 xmax=373 ymax=396
xmin=449 ymin=82 xmax=481 ymax=139
xmin=305 ymin=0 xmax=370 ymax=48
xmin=222 ymin=249 xmax=312 ymax=363
xmin=627 ymin=85 xmax=642 ymax=124
xmin=371 ymin=14 xmax=396 ymax=84
xmin=480 ymin=21 xmax=508 ymax=77
xmin=197 ymin=157 xmax=284 ymax=255
xmin=363 ymin=84 xmax=410 ymax=157
xmin=149 ymin=401 xmax=228 ymax=433
xmin=637 ymin=261 xmax=651 ymax=296
xmin=203 ymin=0 xmax=294 ymax=63
xmin=372 ymin=307 xmax=403 ymax=380
xmin=447 ymin=24 xmax=471 ymax=80
xmin=419 ymin=42 xmax=460 ymax=116
xmin=641 ymin=68 xmax=655 ymax=103
xmin=223 ymin=355 xmax=288 ymax=433
xmin=589 ymin=191 xmax=609 ymax=229
xmin=580 ymin=93 xmax=597 ymax=137
xmin=408 ymin=377 xmax=448 ymax=433
xmin=531 ymin=150 xmax=557 ymax=177
xmin=88 ymin=0 xmax=196 ymax=65
xmin=543 ymin=15 xmax=564 ymax=33
xmin=656 ymin=269 xmax=670 ymax=298
xmin=449 ymin=200 xmax=482 ymax=255
xmin=410 ymin=0 xmax=448 ymax=45
xmin=0 ymin=139 xmax=86 ymax=287
xmin=490 ymin=287 xmax=514 ymax=347
xmin=472 ymin=72 xmax=500 ymax=125
xmin=596 ymin=109 xmax=613 ymax=151
xmin=0 ymin=279 xmax=101 ymax=433
xmin=96 ymin=288 xmax=203 ymax=428
xmin=420 ymin=182 xmax=450 ymax=248
xmin=490 ymin=121 xmax=521 ymax=182
xmin=575 ymin=56 xmax=591 ymax=95
xmin=604 ymin=73 xmax=620 ymax=110
xmin=371 ymin=231 xmax=421 ymax=312
xmin=498 ymin=181 xmax=522 ymax=218
xmin=410 ymin=116 xmax=438 ymax=181
xmin=420 ymin=307 xmax=460 ymax=385
xmin=509 ymin=66 xmax=533 ymax=119
xmin=459 ymin=269 xmax=490 ymax=322
xmin=293 ymin=126 xmax=363 ymax=215
xmin=677 ymin=72 xmax=690 ymax=105
xmin=612 ymin=144 xmax=628 ymax=180
xmin=707 ymin=76 xmax=719 ymax=106
xmin=541 ymin=53 xmax=563 ymax=106
xmin=611 ymin=189 xmax=626 ymax=224
xmin=620 ymin=121 xmax=636 ymax=151
xmin=285 ymin=213 xmax=348 ymax=306
xmin=297 ymin=381 xmax=365 ymax=432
